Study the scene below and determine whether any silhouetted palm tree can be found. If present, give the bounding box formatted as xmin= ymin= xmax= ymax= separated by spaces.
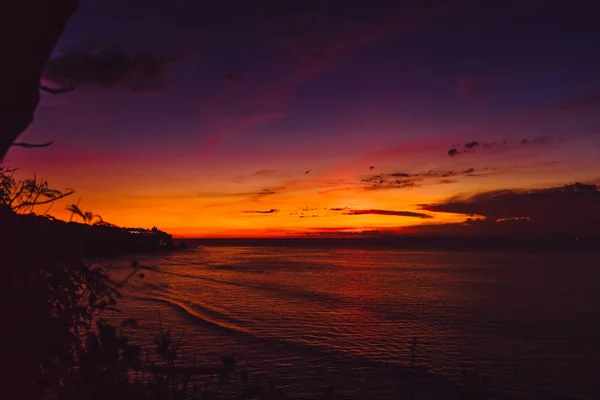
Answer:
xmin=66 ymin=203 xmax=104 ymax=225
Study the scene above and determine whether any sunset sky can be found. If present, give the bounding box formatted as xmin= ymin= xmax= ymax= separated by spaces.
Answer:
xmin=6 ymin=0 xmax=600 ymax=237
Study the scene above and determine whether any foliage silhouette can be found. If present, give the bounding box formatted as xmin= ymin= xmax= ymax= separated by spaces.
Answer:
xmin=1 ymin=166 xmax=74 ymax=214
xmin=66 ymin=202 xmax=105 ymax=225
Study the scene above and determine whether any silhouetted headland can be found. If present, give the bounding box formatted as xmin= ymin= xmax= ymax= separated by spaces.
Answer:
xmin=1 ymin=204 xmax=184 ymax=259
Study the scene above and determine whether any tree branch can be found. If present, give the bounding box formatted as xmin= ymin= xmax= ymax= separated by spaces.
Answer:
xmin=40 ymin=85 xmax=74 ymax=94
xmin=0 ymin=0 xmax=79 ymax=162
xmin=13 ymin=188 xmax=75 ymax=211
xmin=11 ymin=141 xmax=53 ymax=149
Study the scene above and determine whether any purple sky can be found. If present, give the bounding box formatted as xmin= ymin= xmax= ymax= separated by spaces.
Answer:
xmin=7 ymin=0 xmax=600 ymax=237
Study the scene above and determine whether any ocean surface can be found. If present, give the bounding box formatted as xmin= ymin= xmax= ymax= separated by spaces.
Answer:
xmin=103 ymin=243 xmax=600 ymax=399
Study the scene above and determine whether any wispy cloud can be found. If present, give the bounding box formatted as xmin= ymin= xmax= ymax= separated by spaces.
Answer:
xmin=196 ymin=186 xmax=284 ymax=200
xmin=520 ymin=136 xmax=563 ymax=146
xmin=329 ymin=207 xmax=349 ymax=211
xmin=44 ymin=45 xmax=183 ymax=92
xmin=342 ymin=209 xmax=433 ymax=219
xmin=198 ymin=132 xmax=221 ymax=158
xmin=254 ymin=169 xmax=277 ymax=176
xmin=446 ymin=135 xmax=565 ymax=157
xmin=256 ymin=2 xmax=458 ymax=106
xmin=243 ymin=209 xmax=279 ymax=214
xmin=185 ymin=2 xmax=463 ymax=159
xmin=359 ymin=168 xmax=485 ymax=190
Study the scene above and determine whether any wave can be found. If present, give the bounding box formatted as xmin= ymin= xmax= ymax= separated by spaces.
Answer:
xmin=132 ymin=295 xmax=356 ymax=361
xmin=129 ymin=297 xmax=453 ymax=393
xmin=133 ymin=296 xmax=250 ymax=337
xmin=146 ymin=266 xmax=340 ymax=305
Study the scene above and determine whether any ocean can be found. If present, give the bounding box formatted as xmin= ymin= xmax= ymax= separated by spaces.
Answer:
xmin=103 ymin=242 xmax=600 ymax=399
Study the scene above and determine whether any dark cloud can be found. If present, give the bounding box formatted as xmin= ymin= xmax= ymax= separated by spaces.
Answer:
xmin=361 ymin=174 xmax=418 ymax=190
xmin=343 ymin=209 xmax=433 ymax=219
xmin=449 ymin=136 xmax=560 ymax=157
xmin=360 ymin=168 xmax=481 ymax=190
xmin=361 ymin=174 xmax=382 ymax=182
xmin=44 ymin=47 xmax=180 ymax=91
xmin=243 ymin=209 xmax=279 ymax=214
xmin=255 ymin=188 xmax=278 ymax=196
xmin=372 ymin=181 xmax=417 ymax=190
xmin=434 ymin=169 xmax=477 ymax=178
xmin=308 ymin=227 xmax=360 ymax=232
xmin=247 ymin=187 xmax=286 ymax=201
xmin=254 ymin=169 xmax=277 ymax=176
xmin=419 ymin=182 xmax=600 ymax=237
xmin=329 ymin=207 xmax=349 ymax=211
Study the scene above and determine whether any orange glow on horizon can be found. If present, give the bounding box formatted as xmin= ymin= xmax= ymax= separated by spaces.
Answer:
xmin=8 ymin=120 xmax=600 ymax=238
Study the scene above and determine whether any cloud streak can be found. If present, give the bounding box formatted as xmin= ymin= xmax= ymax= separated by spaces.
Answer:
xmin=44 ymin=46 xmax=181 ymax=91
xmin=342 ymin=209 xmax=433 ymax=219
xmin=360 ymin=168 xmax=485 ymax=190
xmin=446 ymin=134 xmax=570 ymax=157
xmin=243 ymin=209 xmax=279 ymax=214
xmin=254 ymin=169 xmax=277 ymax=176
xmin=257 ymin=2 xmax=457 ymax=106
xmin=196 ymin=186 xmax=284 ymax=199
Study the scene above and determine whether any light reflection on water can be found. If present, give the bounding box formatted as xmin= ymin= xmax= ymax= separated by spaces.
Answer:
xmin=105 ymin=246 xmax=600 ymax=399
